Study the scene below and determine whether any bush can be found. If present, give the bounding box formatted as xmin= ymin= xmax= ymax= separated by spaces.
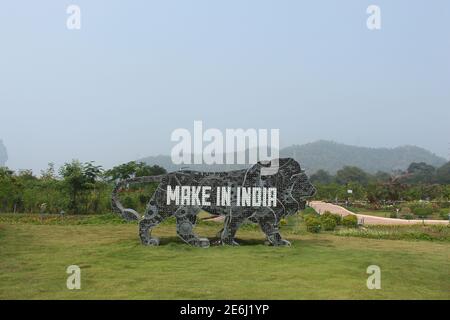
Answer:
xmin=321 ymin=211 xmax=342 ymax=225
xmin=321 ymin=217 xmax=337 ymax=231
xmin=410 ymin=203 xmax=434 ymax=217
xmin=400 ymin=207 xmax=412 ymax=214
xmin=302 ymin=207 xmax=319 ymax=217
xmin=402 ymin=214 xmax=414 ymax=220
xmin=305 ymin=216 xmax=321 ymax=233
xmin=412 ymin=207 xmax=434 ymax=217
xmin=390 ymin=212 xmax=398 ymax=219
xmin=439 ymin=209 xmax=450 ymax=220
xmin=342 ymin=214 xmax=358 ymax=228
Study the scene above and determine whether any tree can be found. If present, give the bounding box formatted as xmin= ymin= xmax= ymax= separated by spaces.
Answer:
xmin=374 ymin=171 xmax=391 ymax=183
xmin=0 ymin=167 xmax=13 ymax=178
xmin=104 ymin=161 xmax=166 ymax=181
xmin=366 ymin=182 xmax=388 ymax=203
xmin=0 ymin=167 xmax=19 ymax=212
xmin=59 ymin=160 xmax=103 ymax=214
xmin=406 ymin=162 xmax=436 ymax=184
xmin=310 ymin=170 xmax=334 ymax=184
xmin=135 ymin=163 xmax=166 ymax=177
xmin=40 ymin=163 xmax=57 ymax=180
xmin=336 ymin=166 xmax=370 ymax=186
xmin=436 ymin=162 xmax=450 ymax=184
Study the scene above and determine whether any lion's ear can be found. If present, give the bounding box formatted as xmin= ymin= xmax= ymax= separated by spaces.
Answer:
xmin=257 ymin=160 xmax=272 ymax=167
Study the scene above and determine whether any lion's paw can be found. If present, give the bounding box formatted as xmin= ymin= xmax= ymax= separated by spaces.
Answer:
xmin=275 ymin=239 xmax=291 ymax=247
xmin=221 ymin=239 xmax=240 ymax=246
xmin=185 ymin=237 xmax=210 ymax=248
xmin=142 ymin=237 xmax=160 ymax=246
xmin=196 ymin=238 xmax=211 ymax=248
xmin=266 ymin=239 xmax=291 ymax=247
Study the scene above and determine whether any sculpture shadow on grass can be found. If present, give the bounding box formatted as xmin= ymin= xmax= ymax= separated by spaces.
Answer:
xmin=154 ymin=236 xmax=334 ymax=247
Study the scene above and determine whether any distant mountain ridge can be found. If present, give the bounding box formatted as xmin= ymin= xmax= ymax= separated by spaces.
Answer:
xmin=0 ymin=139 xmax=7 ymax=167
xmin=139 ymin=140 xmax=447 ymax=174
xmin=280 ymin=141 xmax=446 ymax=174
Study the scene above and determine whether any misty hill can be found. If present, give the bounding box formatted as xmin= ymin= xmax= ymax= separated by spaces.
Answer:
xmin=139 ymin=140 xmax=447 ymax=174
xmin=280 ymin=141 xmax=447 ymax=174
xmin=0 ymin=139 xmax=7 ymax=167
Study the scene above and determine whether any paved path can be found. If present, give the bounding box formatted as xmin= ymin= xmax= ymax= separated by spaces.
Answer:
xmin=309 ymin=201 xmax=449 ymax=225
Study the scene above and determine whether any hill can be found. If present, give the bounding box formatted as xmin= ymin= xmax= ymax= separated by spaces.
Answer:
xmin=0 ymin=139 xmax=7 ymax=167
xmin=139 ymin=140 xmax=447 ymax=174
xmin=281 ymin=140 xmax=447 ymax=174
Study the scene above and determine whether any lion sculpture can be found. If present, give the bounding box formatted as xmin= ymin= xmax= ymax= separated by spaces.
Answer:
xmin=111 ymin=158 xmax=315 ymax=247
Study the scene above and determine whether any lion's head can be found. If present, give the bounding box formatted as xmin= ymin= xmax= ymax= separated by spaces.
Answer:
xmin=258 ymin=158 xmax=316 ymax=213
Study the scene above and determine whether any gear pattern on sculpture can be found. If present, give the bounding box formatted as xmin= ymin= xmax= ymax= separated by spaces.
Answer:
xmin=111 ymin=158 xmax=316 ymax=247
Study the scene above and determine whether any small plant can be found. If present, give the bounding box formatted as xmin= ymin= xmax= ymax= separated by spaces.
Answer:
xmin=305 ymin=216 xmax=321 ymax=233
xmin=321 ymin=216 xmax=337 ymax=231
xmin=342 ymin=214 xmax=358 ymax=228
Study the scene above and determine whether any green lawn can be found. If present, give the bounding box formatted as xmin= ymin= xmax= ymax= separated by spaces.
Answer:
xmin=347 ymin=206 xmax=448 ymax=220
xmin=357 ymin=210 xmax=392 ymax=218
xmin=0 ymin=218 xmax=449 ymax=299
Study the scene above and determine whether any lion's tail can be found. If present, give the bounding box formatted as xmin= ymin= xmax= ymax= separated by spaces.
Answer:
xmin=111 ymin=175 xmax=164 ymax=221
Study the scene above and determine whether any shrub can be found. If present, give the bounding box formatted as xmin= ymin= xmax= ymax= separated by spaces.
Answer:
xmin=342 ymin=214 xmax=358 ymax=228
xmin=122 ymin=196 xmax=136 ymax=209
xmin=402 ymin=214 xmax=414 ymax=220
xmin=390 ymin=212 xmax=398 ymax=219
xmin=412 ymin=207 xmax=434 ymax=217
xmin=321 ymin=217 xmax=337 ymax=231
xmin=410 ymin=203 xmax=434 ymax=217
xmin=305 ymin=216 xmax=321 ymax=233
xmin=400 ymin=207 xmax=412 ymax=214
xmin=301 ymin=207 xmax=319 ymax=218
xmin=439 ymin=209 xmax=450 ymax=220
xmin=321 ymin=211 xmax=342 ymax=225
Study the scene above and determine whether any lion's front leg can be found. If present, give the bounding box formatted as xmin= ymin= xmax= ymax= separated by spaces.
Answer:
xmin=258 ymin=214 xmax=291 ymax=247
xmin=220 ymin=213 xmax=246 ymax=246
xmin=139 ymin=214 xmax=166 ymax=246
xmin=175 ymin=208 xmax=210 ymax=248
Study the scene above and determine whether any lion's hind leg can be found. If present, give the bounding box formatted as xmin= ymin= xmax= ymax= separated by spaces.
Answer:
xmin=176 ymin=208 xmax=210 ymax=248
xmin=258 ymin=214 xmax=291 ymax=247
xmin=220 ymin=213 xmax=246 ymax=246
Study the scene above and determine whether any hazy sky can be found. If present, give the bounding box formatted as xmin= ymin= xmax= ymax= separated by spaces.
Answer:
xmin=1 ymin=0 xmax=449 ymax=173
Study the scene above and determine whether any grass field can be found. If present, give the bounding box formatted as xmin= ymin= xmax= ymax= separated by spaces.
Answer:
xmin=347 ymin=206 xmax=449 ymax=220
xmin=356 ymin=210 xmax=392 ymax=218
xmin=0 ymin=215 xmax=449 ymax=299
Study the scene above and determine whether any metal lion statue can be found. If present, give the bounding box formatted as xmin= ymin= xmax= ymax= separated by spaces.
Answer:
xmin=111 ymin=158 xmax=316 ymax=247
